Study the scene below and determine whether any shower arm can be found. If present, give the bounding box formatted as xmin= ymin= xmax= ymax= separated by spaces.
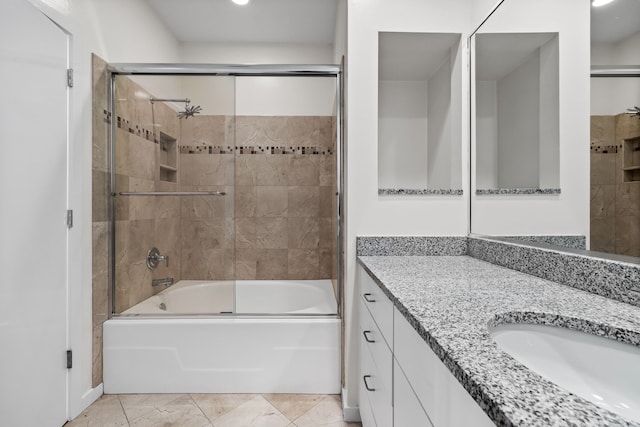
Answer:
xmin=150 ymin=97 xmax=191 ymax=104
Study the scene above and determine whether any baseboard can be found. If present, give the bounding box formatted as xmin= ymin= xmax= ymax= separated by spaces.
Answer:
xmin=80 ymin=383 xmax=103 ymax=411
xmin=341 ymin=387 xmax=361 ymax=422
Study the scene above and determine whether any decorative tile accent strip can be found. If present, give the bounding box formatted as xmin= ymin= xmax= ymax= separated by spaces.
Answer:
xmin=178 ymin=145 xmax=334 ymax=155
xmin=468 ymin=235 xmax=640 ymax=307
xmin=498 ymin=235 xmax=586 ymax=250
xmin=179 ymin=145 xmax=234 ymax=154
xmin=590 ymin=144 xmax=620 ymax=154
xmin=356 ymin=236 xmax=467 ymax=256
xmin=357 ymin=255 xmax=640 ymax=427
xmin=378 ymin=188 xmax=463 ymax=196
xmin=476 ymin=188 xmax=561 ymax=195
xmin=114 ymin=114 xmax=160 ymax=143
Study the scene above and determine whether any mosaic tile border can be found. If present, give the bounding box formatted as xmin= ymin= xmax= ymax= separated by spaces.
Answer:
xmin=356 ymin=236 xmax=467 ymax=256
xmin=378 ymin=188 xmax=463 ymax=196
xmin=113 ymin=114 xmax=161 ymax=144
xmin=590 ymin=144 xmax=620 ymax=154
xmin=179 ymin=145 xmax=334 ymax=155
xmin=476 ymin=188 xmax=561 ymax=195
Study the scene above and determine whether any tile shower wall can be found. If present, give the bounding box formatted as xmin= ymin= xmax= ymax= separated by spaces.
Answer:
xmin=180 ymin=115 xmax=337 ymax=280
xmin=590 ymin=114 xmax=640 ymax=256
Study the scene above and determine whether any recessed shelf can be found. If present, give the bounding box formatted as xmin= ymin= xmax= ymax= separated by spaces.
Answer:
xmin=159 ymin=164 xmax=177 ymax=172
xmin=159 ymin=132 xmax=177 ymax=183
xmin=622 ymin=136 xmax=640 ymax=183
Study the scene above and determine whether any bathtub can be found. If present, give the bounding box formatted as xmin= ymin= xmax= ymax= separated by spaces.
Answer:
xmin=103 ymin=279 xmax=340 ymax=394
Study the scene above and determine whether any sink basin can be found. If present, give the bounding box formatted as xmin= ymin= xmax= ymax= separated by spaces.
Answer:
xmin=490 ymin=322 xmax=640 ymax=423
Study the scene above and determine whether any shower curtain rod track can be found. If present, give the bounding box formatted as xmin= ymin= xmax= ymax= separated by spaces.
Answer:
xmin=118 ymin=191 xmax=226 ymax=196
xmin=591 ymin=65 xmax=640 ymax=77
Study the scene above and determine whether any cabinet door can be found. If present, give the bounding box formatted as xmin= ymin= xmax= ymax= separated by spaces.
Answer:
xmin=394 ymin=360 xmax=434 ymax=427
xmin=394 ymin=308 xmax=494 ymax=427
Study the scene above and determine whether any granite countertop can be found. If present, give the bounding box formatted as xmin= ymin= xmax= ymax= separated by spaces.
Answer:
xmin=357 ymin=255 xmax=640 ymax=427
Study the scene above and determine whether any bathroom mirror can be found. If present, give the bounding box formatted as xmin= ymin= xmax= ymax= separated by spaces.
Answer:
xmin=471 ymin=0 xmax=640 ymax=260
xmin=378 ymin=32 xmax=463 ymax=195
xmin=470 ymin=0 xmax=590 ymax=240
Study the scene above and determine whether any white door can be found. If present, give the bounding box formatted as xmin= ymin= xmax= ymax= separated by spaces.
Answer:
xmin=0 ymin=0 xmax=69 ymax=425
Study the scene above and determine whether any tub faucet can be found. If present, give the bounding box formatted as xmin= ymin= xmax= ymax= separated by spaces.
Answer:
xmin=152 ymin=277 xmax=174 ymax=287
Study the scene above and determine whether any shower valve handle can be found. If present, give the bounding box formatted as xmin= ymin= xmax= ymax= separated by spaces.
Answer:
xmin=147 ymin=247 xmax=169 ymax=270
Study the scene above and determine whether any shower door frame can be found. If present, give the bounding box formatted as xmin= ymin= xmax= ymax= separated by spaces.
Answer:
xmin=106 ymin=63 xmax=344 ymax=318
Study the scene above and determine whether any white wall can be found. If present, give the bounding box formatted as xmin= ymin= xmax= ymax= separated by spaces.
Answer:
xmin=476 ymin=80 xmax=498 ymax=188
xmin=345 ymin=0 xmax=471 ymax=412
xmin=470 ymin=0 xmax=590 ymax=238
xmin=591 ymin=31 xmax=640 ymax=116
xmin=539 ymin=36 xmax=560 ymax=188
xmin=179 ymin=43 xmax=336 ymax=117
xmin=496 ymin=51 xmax=540 ymax=188
xmin=427 ymin=57 xmax=453 ymax=189
xmin=378 ymin=81 xmax=429 ymax=188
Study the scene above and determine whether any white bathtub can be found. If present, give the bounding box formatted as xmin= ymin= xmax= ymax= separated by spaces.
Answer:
xmin=103 ymin=279 xmax=341 ymax=394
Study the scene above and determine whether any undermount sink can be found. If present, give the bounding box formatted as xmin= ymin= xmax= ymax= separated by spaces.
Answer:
xmin=490 ymin=322 xmax=640 ymax=423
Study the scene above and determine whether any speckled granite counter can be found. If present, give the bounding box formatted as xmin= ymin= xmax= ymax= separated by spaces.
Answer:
xmin=357 ymin=255 xmax=640 ymax=427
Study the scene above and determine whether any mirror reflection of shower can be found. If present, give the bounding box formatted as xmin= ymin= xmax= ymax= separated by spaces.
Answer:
xmin=150 ymin=97 xmax=202 ymax=119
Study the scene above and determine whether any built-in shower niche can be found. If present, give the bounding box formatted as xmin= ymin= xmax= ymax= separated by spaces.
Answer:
xmin=159 ymin=131 xmax=177 ymax=183
xmin=623 ymin=136 xmax=640 ymax=183
xmin=378 ymin=32 xmax=463 ymax=194
xmin=475 ymin=32 xmax=560 ymax=191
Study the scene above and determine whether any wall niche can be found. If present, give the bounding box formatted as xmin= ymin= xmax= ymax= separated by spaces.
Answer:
xmin=378 ymin=32 xmax=462 ymax=194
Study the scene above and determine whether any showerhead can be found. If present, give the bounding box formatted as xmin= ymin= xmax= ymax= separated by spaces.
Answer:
xmin=149 ymin=97 xmax=202 ymax=119
xmin=178 ymin=101 xmax=202 ymax=120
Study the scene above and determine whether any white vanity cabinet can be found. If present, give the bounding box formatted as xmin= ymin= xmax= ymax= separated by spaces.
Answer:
xmin=358 ymin=265 xmax=495 ymax=427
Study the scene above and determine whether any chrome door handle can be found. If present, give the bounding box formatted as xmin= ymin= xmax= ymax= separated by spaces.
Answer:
xmin=363 ymin=293 xmax=376 ymax=303
xmin=363 ymin=375 xmax=375 ymax=391
xmin=362 ymin=330 xmax=375 ymax=343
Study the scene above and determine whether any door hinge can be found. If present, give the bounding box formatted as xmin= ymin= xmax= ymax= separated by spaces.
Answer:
xmin=66 ymin=350 xmax=72 ymax=369
xmin=67 ymin=68 xmax=74 ymax=88
xmin=66 ymin=209 xmax=73 ymax=228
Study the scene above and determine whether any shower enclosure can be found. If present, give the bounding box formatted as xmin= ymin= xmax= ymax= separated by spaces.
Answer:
xmin=100 ymin=63 xmax=343 ymax=393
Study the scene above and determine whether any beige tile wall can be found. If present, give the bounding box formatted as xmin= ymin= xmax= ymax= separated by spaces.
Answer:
xmin=180 ymin=115 xmax=337 ymax=281
xmin=590 ymin=114 xmax=640 ymax=256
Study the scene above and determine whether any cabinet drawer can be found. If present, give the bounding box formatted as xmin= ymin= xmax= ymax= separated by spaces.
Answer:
xmin=359 ymin=266 xmax=394 ymax=346
xmin=359 ymin=342 xmax=377 ymax=427
xmin=360 ymin=338 xmax=392 ymax=427
xmin=393 ymin=308 xmax=494 ymax=427
xmin=394 ymin=359 xmax=434 ymax=427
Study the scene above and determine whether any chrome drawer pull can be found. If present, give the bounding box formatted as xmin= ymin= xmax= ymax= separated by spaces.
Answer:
xmin=363 ymin=330 xmax=375 ymax=343
xmin=363 ymin=293 xmax=376 ymax=303
xmin=363 ymin=375 xmax=375 ymax=391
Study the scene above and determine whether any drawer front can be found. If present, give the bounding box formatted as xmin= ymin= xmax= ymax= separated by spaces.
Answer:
xmin=358 ymin=342 xmax=377 ymax=427
xmin=360 ymin=300 xmax=393 ymax=427
xmin=394 ymin=308 xmax=494 ymax=427
xmin=394 ymin=359 xmax=434 ymax=427
xmin=360 ymin=266 xmax=394 ymax=346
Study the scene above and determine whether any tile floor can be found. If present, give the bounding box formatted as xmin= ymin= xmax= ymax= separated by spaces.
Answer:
xmin=66 ymin=393 xmax=362 ymax=427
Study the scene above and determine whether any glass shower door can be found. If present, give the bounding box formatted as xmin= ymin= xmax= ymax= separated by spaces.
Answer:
xmin=110 ymin=74 xmax=237 ymax=316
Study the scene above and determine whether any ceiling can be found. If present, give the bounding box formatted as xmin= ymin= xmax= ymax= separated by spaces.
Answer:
xmin=144 ymin=0 xmax=339 ymax=44
xmin=144 ymin=0 xmax=639 ymax=48
xmin=591 ymin=0 xmax=640 ymax=44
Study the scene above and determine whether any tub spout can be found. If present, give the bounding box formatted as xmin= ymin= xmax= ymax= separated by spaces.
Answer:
xmin=152 ymin=277 xmax=174 ymax=287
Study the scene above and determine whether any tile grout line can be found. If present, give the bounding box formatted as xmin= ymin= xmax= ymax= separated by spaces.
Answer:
xmin=187 ymin=393 xmax=215 ymax=426
xmin=116 ymin=394 xmax=132 ymax=426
